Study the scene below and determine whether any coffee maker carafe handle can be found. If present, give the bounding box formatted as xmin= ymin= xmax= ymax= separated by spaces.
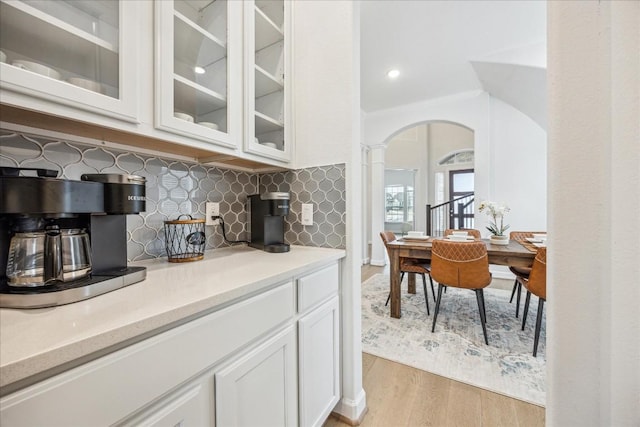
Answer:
xmin=44 ymin=226 xmax=63 ymax=283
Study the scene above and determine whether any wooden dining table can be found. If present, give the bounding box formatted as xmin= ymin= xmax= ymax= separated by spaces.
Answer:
xmin=385 ymin=238 xmax=537 ymax=318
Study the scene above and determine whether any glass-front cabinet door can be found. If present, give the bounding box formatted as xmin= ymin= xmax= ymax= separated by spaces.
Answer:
xmin=0 ymin=0 xmax=139 ymax=122
xmin=155 ymin=0 xmax=241 ymax=149
xmin=244 ymin=0 xmax=292 ymax=162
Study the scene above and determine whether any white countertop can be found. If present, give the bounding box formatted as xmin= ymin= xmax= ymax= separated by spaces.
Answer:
xmin=0 ymin=245 xmax=345 ymax=392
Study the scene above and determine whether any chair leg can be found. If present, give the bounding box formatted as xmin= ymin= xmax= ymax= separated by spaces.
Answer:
xmin=431 ymin=284 xmax=445 ymax=332
xmin=515 ymin=282 xmax=522 ymax=318
xmin=533 ymin=299 xmax=545 ymax=357
xmin=421 ymin=274 xmax=430 ymax=315
xmin=475 ymin=289 xmax=489 ymax=345
xmin=509 ymin=279 xmax=518 ymax=302
xmin=428 ymin=274 xmax=436 ymax=302
xmin=521 ymin=291 xmax=532 ymax=331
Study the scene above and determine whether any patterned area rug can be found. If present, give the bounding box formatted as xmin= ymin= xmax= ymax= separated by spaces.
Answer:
xmin=361 ymin=274 xmax=546 ymax=406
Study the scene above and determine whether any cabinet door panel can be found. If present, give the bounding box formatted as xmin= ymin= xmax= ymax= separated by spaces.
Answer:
xmin=155 ymin=0 xmax=242 ymax=148
xmin=244 ymin=0 xmax=292 ymax=162
xmin=0 ymin=0 xmax=139 ymax=122
xmin=299 ymin=297 xmax=340 ymax=427
xmin=216 ymin=326 xmax=297 ymax=427
xmin=115 ymin=375 xmax=215 ymax=427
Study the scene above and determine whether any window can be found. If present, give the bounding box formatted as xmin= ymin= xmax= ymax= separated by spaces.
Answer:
xmin=385 ymin=184 xmax=414 ymax=223
xmin=385 ymin=169 xmax=415 ymax=230
xmin=439 ymin=149 xmax=474 ymax=165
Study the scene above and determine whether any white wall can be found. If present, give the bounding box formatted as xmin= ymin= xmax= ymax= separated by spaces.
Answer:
xmin=293 ymin=1 xmax=367 ymax=422
xmin=488 ymin=96 xmax=547 ymax=232
xmin=547 ymin=1 xmax=640 ymax=425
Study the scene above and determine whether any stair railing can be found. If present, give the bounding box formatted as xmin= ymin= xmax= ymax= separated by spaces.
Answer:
xmin=426 ymin=192 xmax=475 ymax=237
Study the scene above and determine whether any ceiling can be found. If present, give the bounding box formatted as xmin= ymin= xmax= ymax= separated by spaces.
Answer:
xmin=360 ymin=1 xmax=547 ymax=113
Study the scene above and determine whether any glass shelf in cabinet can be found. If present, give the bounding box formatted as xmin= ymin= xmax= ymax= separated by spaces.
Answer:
xmin=174 ymin=13 xmax=226 ymax=69
xmin=1 ymin=1 xmax=118 ymax=53
xmin=255 ymin=0 xmax=284 ymax=29
xmin=254 ymin=6 xmax=283 ymax=52
xmin=174 ymin=76 xmax=226 ymax=117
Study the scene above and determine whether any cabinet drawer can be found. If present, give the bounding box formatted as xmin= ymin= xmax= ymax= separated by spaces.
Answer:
xmin=297 ymin=263 xmax=339 ymax=313
xmin=0 ymin=281 xmax=294 ymax=427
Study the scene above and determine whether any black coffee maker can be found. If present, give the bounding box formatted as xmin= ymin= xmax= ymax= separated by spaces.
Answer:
xmin=247 ymin=192 xmax=290 ymax=253
xmin=0 ymin=167 xmax=147 ymax=308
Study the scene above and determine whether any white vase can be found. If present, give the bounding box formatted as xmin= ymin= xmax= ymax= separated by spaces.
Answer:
xmin=490 ymin=235 xmax=509 ymax=245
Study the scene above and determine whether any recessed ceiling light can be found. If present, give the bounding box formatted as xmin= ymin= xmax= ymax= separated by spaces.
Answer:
xmin=194 ymin=66 xmax=206 ymax=74
xmin=387 ymin=69 xmax=400 ymax=79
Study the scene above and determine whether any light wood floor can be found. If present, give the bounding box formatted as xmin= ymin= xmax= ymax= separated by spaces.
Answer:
xmin=324 ymin=264 xmax=545 ymax=427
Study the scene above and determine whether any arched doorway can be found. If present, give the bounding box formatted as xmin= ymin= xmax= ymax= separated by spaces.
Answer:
xmin=370 ymin=119 xmax=476 ymax=265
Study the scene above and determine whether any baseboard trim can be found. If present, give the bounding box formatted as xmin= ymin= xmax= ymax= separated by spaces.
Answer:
xmin=329 ymin=407 xmax=369 ymax=426
xmin=331 ymin=389 xmax=367 ymax=425
xmin=370 ymin=258 xmax=386 ymax=266
xmin=361 ymin=257 xmax=370 ymax=265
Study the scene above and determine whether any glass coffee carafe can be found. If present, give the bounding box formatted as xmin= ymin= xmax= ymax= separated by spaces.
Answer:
xmin=6 ymin=226 xmax=92 ymax=287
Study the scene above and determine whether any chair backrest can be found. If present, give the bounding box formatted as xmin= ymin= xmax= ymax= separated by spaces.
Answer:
xmin=509 ymin=231 xmax=546 ymax=241
xmin=430 ymin=240 xmax=491 ymax=289
xmin=379 ymin=231 xmax=397 ymax=259
xmin=526 ymin=247 xmax=547 ymax=300
xmin=444 ymin=228 xmax=481 ymax=239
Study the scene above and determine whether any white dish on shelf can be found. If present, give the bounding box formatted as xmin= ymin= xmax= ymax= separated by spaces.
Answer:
xmin=12 ymin=60 xmax=62 ymax=80
xmin=197 ymin=121 xmax=219 ymax=130
xmin=174 ymin=112 xmax=194 ymax=123
xmin=451 ymin=231 xmax=469 ymax=236
xmin=406 ymin=231 xmax=424 ymax=237
xmin=68 ymin=77 xmax=104 ymax=94
xmin=261 ymin=142 xmax=277 ymax=149
xmin=532 ymin=233 xmax=547 ymax=240
xmin=0 ymin=51 xmax=6 ymax=64
xmin=533 ymin=242 xmax=547 ymax=248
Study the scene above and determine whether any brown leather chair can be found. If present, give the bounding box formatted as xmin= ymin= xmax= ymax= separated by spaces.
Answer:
xmin=430 ymin=239 xmax=492 ymax=344
xmin=443 ymin=228 xmax=482 ymax=238
xmin=380 ymin=231 xmax=436 ymax=314
xmin=519 ymin=246 xmax=547 ymax=357
xmin=508 ymin=231 xmax=546 ymax=318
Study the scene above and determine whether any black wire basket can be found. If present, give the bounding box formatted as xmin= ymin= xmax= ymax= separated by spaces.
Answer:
xmin=164 ymin=215 xmax=206 ymax=263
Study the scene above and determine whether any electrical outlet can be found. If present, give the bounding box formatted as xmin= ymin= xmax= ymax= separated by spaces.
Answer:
xmin=301 ymin=203 xmax=313 ymax=226
xmin=205 ymin=202 xmax=220 ymax=225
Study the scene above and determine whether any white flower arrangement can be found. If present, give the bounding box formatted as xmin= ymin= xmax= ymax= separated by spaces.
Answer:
xmin=478 ymin=201 xmax=510 ymax=236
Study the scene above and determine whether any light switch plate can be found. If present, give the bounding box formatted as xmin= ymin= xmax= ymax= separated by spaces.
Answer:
xmin=301 ymin=203 xmax=313 ymax=226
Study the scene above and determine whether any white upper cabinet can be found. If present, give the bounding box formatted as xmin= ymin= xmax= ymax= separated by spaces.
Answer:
xmin=0 ymin=0 xmax=139 ymax=122
xmin=154 ymin=0 xmax=242 ymax=149
xmin=244 ymin=0 xmax=292 ymax=162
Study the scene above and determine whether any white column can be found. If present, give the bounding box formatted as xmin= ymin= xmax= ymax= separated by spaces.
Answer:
xmin=361 ymin=144 xmax=370 ymax=264
xmin=369 ymin=144 xmax=387 ymax=266
xmin=548 ymin=1 xmax=640 ymax=425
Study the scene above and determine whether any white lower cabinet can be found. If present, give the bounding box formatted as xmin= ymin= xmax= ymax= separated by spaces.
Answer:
xmin=0 ymin=261 xmax=341 ymax=427
xmin=298 ymin=296 xmax=340 ymax=427
xmin=116 ymin=374 xmax=215 ymax=427
xmin=216 ymin=326 xmax=297 ymax=427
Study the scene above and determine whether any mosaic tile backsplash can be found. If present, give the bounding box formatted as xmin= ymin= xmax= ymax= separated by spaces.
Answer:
xmin=0 ymin=130 xmax=346 ymax=261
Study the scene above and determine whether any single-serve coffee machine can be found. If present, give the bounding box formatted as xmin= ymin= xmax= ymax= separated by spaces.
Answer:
xmin=248 ymin=192 xmax=290 ymax=253
xmin=0 ymin=167 xmax=147 ymax=308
